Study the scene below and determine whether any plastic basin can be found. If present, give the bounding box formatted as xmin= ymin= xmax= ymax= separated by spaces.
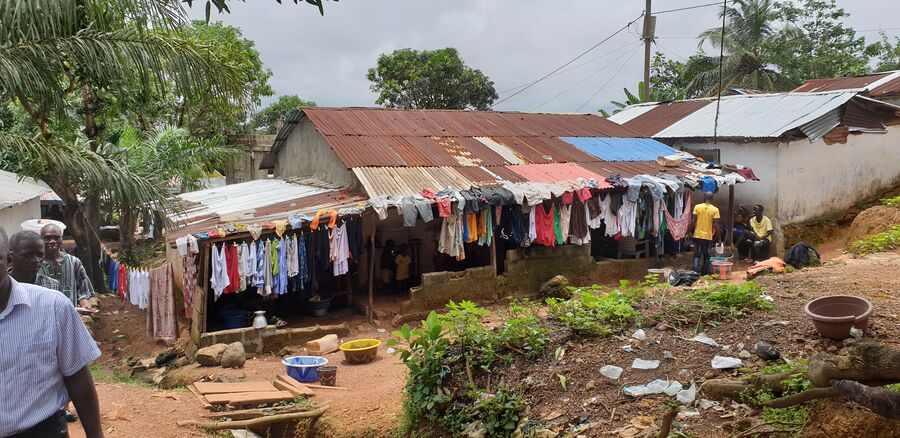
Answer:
xmin=340 ymin=339 xmax=381 ymax=364
xmin=221 ymin=310 xmax=247 ymax=329
xmin=711 ymin=261 xmax=733 ymax=280
xmin=308 ymin=297 xmax=333 ymax=317
xmin=283 ymin=356 xmax=328 ymax=382
xmin=804 ymin=295 xmax=873 ymax=340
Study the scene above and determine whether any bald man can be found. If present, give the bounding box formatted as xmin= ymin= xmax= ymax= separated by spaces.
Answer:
xmin=8 ymin=231 xmax=61 ymax=291
xmin=39 ymin=224 xmax=94 ymax=309
xmin=0 ymin=227 xmax=104 ymax=438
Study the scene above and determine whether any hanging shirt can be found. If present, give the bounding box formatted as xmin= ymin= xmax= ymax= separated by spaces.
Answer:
xmin=533 ymin=203 xmax=556 ymax=247
xmin=298 ymin=234 xmax=309 ymax=288
xmin=262 ymin=240 xmax=273 ymax=296
xmin=665 ymin=192 xmax=693 ymax=241
xmin=210 ymin=244 xmax=228 ymax=300
xmin=287 ymin=235 xmax=300 ymax=277
xmin=554 ymin=204 xmax=564 ymax=245
xmin=117 ymin=264 xmax=128 ymax=301
xmin=436 ymin=197 xmax=452 ymax=218
xmin=330 ymin=224 xmax=350 ymax=276
xmin=223 ymin=244 xmax=240 ymax=294
xmin=246 ymin=241 xmax=257 ymax=285
xmin=528 ymin=208 xmax=538 ymax=243
xmin=560 ymin=204 xmax=571 ymax=244
xmin=236 ymin=243 xmax=247 ymax=291
xmin=273 ymin=239 xmax=288 ymax=294
xmin=438 ymin=209 xmax=465 ymax=260
xmin=569 ymin=202 xmax=590 ymax=245
xmin=618 ymin=200 xmax=638 ymax=238
xmin=252 ymin=241 xmax=265 ymax=289
xmin=465 ymin=212 xmax=478 ymax=243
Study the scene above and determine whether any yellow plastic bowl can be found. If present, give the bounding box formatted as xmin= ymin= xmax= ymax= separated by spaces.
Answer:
xmin=339 ymin=339 xmax=381 ymax=364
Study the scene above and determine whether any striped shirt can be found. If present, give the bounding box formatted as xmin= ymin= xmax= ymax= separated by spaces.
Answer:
xmin=39 ymin=252 xmax=94 ymax=306
xmin=0 ymin=279 xmax=101 ymax=436
xmin=36 ymin=272 xmax=61 ymax=292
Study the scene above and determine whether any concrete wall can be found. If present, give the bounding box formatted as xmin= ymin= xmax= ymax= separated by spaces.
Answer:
xmin=274 ymin=118 xmax=357 ymax=186
xmin=225 ymin=135 xmax=274 ymax=184
xmin=776 ymin=126 xmax=900 ymax=224
xmin=0 ymin=198 xmax=41 ymax=234
xmin=196 ymin=323 xmax=350 ymax=354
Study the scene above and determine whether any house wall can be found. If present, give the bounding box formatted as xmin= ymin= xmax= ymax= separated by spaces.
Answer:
xmin=776 ymin=126 xmax=900 ymax=224
xmin=0 ymin=198 xmax=41 ymax=234
xmin=225 ymin=134 xmax=274 ymax=184
xmin=274 ymin=119 xmax=357 ymax=185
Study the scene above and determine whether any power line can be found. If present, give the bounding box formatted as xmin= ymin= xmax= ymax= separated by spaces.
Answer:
xmin=653 ymin=1 xmax=722 ymax=15
xmin=492 ymin=12 xmax=645 ymax=108
xmin=576 ymin=45 xmax=642 ymax=112
xmin=497 ymin=41 xmax=643 ymax=95
xmin=857 ymin=27 xmax=900 ymax=33
xmin=531 ymin=41 xmax=644 ymax=110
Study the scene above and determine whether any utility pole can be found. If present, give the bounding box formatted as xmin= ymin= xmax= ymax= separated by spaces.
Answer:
xmin=642 ymin=0 xmax=656 ymax=102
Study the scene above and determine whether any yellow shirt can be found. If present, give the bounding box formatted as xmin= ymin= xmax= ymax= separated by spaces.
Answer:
xmin=692 ymin=203 xmax=720 ymax=240
xmin=395 ymin=254 xmax=411 ymax=280
xmin=750 ymin=215 xmax=773 ymax=241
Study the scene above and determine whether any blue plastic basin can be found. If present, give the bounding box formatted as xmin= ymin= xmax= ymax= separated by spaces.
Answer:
xmin=283 ymin=356 xmax=328 ymax=382
xmin=222 ymin=310 xmax=247 ymax=329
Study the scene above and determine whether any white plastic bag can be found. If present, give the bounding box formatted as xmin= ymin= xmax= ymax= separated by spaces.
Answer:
xmin=600 ymin=365 xmax=624 ymax=380
xmin=714 ymin=242 xmax=725 ymax=255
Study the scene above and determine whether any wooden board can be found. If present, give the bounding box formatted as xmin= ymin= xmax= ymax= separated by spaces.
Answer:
xmin=193 ymin=381 xmax=279 ymax=395
xmin=187 ymin=384 xmax=211 ymax=408
xmin=305 ymin=384 xmax=348 ymax=391
xmin=275 ymin=375 xmax=315 ymax=396
xmin=204 ymin=391 xmax=295 ymax=405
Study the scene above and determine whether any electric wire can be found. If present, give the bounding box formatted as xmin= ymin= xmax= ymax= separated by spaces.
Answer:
xmin=575 ymin=45 xmax=643 ymax=112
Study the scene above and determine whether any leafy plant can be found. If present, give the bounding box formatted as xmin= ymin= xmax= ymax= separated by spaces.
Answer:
xmin=741 ymin=369 xmax=814 ymax=433
xmin=881 ymin=195 xmax=900 ymax=207
xmin=849 ymin=225 xmax=900 ymax=254
xmin=496 ymin=300 xmax=550 ymax=360
xmin=388 ymin=312 xmax=450 ymax=419
xmin=439 ymin=300 xmax=497 ymax=371
xmin=547 ymin=289 xmax=637 ymax=337
xmin=474 ymin=387 xmax=523 ymax=438
xmin=690 ymin=282 xmax=773 ymax=314
xmin=649 ymin=281 xmax=771 ymax=329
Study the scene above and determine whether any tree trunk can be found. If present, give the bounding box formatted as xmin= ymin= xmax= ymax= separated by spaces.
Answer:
xmin=80 ymin=84 xmax=106 ymax=291
xmin=119 ymin=208 xmax=137 ymax=252
xmin=807 ymin=342 xmax=900 ymax=387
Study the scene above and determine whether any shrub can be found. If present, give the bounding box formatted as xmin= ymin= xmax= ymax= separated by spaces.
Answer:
xmin=546 ymin=289 xmax=636 ymax=337
xmin=649 ymin=281 xmax=772 ymax=328
xmin=881 ymin=195 xmax=900 ymax=207
xmin=497 ymin=300 xmax=550 ymax=360
xmin=389 ymin=312 xmax=450 ymax=420
xmin=849 ymin=224 xmax=900 ymax=254
xmin=474 ymin=387 xmax=523 ymax=438
xmin=690 ymin=281 xmax=773 ymax=314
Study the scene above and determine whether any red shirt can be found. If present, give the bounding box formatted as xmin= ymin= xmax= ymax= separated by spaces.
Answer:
xmin=223 ymin=245 xmax=240 ymax=294
xmin=534 ymin=203 xmax=556 ymax=247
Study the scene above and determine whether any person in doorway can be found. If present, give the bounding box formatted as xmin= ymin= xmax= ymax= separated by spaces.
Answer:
xmin=745 ymin=205 xmax=773 ymax=261
xmin=8 ymin=231 xmax=61 ymax=291
xmin=39 ymin=224 xmax=94 ymax=309
xmin=690 ymin=192 xmax=721 ymax=275
xmin=0 ymin=227 xmax=104 ymax=438
xmin=395 ymin=244 xmax=412 ymax=293
xmin=379 ymin=239 xmax=396 ymax=291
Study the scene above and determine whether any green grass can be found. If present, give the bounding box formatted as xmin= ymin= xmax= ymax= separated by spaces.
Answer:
xmin=881 ymin=195 xmax=900 ymax=207
xmin=849 ymin=224 xmax=900 ymax=254
xmin=89 ymin=363 xmax=185 ymax=390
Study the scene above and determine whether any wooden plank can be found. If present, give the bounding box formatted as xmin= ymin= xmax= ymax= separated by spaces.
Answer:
xmin=273 ymin=379 xmax=304 ymax=397
xmin=188 ymin=384 xmax=211 ymax=408
xmin=305 ymin=384 xmax=348 ymax=391
xmin=193 ymin=381 xmax=278 ymax=395
xmin=204 ymin=391 xmax=295 ymax=405
xmin=275 ymin=375 xmax=315 ymax=396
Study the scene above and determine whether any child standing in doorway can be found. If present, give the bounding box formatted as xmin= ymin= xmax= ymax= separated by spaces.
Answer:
xmin=395 ymin=244 xmax=412 ymax=293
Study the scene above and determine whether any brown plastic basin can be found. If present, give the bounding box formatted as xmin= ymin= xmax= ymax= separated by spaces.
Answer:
xmin=804 ymin=295 xmax=873 ymax=340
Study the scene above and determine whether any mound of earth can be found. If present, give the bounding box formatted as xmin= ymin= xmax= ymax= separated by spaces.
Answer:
xmin=846 ymin=205 xmax=900 ymax=243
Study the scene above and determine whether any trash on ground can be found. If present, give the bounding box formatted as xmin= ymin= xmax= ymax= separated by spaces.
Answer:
xmin=663 ymin=350 xmax=676 ymax=360
xmin=677 ymin=410 xmax=701 ymax=421
xmin=600 ymin=365 xmax=624 ymax=380
xmin=738 ymin=350 xmax=752 ymax=359
xmin=698 ymin=399 xmax=720 ymax=410
xmin=850 ymin=327 xmax=863 ymax=338
xmin=631 ymin=358 xmax=660 ymax=369
xmin=622 ymin=344 xmax=634 ymax=352
xmin=386 ymin=347 xmax=396 ymax=354
xmin=683 ymin=332 xmax=719 ymax=347
xmin=711 ymin=355 xmax=743 ymax=369
xmin=376 ymin=328 xmax=386 ymax=333
xmin=754 ymin=341 xmax=780 ymax=361
xmin=623 ymin=379 xmax=682 ymax=397
xmin=631 ymin=329 xmax=647 ymax=341
xmin=676 ymin=383 xmax=696 ymax=404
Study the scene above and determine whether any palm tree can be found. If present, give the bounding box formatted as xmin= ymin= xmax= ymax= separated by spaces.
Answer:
xmin=0 ymin=0 xmax=246 ymax=286
xmin=685 ymin=0 xmax=800 ymax=96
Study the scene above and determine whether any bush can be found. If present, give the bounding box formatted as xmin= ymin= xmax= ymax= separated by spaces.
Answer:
xmin=881 ymin=195 xmax=900 ymax=207
xmin=690 ymin=282 xmax=773 ymax=314
xmin=649 ymin=281 xmax=772 ymax=329
xmin=849 ymin=224 xmax=900 ymax=254
xmin=741 ymin=370 xmax=813 ymax=431
xmin=497 ymin=300 xmax=550 ymax=360
xmin=547 ymin=288 xmax=636 ymax=337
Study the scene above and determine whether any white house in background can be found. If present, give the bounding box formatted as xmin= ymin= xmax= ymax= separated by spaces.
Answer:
xmin=609 ymin=91 xmax=900 ymax=250
xmin=0 ymin=169 xmax=51 ymax=234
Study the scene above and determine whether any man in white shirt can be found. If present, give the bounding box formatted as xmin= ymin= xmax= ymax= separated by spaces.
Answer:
xmin=0 ymin=227 xmax=104 ymax=438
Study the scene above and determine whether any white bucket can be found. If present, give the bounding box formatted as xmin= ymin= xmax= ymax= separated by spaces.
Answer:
xmin=21 ymin=219 xmax=66 ymax=233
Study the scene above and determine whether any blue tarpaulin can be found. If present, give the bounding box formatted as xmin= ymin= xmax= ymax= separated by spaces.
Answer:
xmin=559 ymin=137 xmax=677 ymax=162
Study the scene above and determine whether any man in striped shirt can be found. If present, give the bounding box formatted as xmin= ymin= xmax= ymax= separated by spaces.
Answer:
xmin=0 ymin=228 xmax=103 ymax=438
xmin=38 ymin=224 xmax=94 ymax=309
xmin=8 ymin=231 xmax=61 ymax=291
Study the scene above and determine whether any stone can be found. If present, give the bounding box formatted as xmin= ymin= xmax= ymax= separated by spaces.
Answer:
xmin=220 ymin=342 xmax=246 ymax=369
xmin=196 ymin=343 xmax=228 ymax=367
xmin=538 ymin=275 xmax=572 ymax=300
xmin=738 ymin=350 xmax=752 ymax=359
xmin=585 ymin=380 xmax=596 ymax=391
xmin=754 ymin=341 xmax=780 ymax=361
xmin=655 ymin=323 xmax=673 ymax=331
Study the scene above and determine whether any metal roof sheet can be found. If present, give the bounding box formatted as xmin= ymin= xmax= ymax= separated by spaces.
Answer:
xmin=505 ymin=163 xmax=612 ymax=188
xmin=577 ymin=161 xmax=690 ymax=178
xmin=653 ymin=91 xmax=859 ymax=139
xmin=559 ymin=137 xmax=678 ymax=162
xmin=793 ymin=71 xmax=900 ymax=96
xmin=0 ymin=170 xmax=50 ymax=210
xmin=609 ymin=100 xmax=713 ymax=136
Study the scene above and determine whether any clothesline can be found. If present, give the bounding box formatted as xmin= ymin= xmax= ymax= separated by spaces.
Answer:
xmin=100 ymin=245 xmax=177 ymax=340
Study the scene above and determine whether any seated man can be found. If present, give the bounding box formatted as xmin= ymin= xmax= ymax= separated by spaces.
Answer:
xmin=738 ymin=205 xmax=773 ymax=261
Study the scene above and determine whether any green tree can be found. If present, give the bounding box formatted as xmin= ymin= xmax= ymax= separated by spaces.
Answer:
xmin=867 ymin=33 xmax=900 ymax=72
xmin=367 ymin=48 xmax=498 ymax=110
xmin=249 ymin=95 xmax=317 ymax=134
xmin=190 ymin=0 xmax=333 ymax=20
xmin=686 ymin=0 xmax=800 ymax=96
xmin=0 ymin=0 xmax=245 ymax=286
xmin=768 ymin=0 xmax=871 ymax=88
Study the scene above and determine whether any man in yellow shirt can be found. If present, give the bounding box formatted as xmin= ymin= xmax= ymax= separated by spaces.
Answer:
xmin=744 ymin=204 xmax=773 ymax=261
xmin=691 ymin=192 xmax=720 ymax=275
xmin=395 ymin=244 xmax=412 ymax=293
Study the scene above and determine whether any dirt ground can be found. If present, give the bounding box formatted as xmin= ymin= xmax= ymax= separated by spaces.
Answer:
xmin=70 ymin=233 xmax=900 ymax=438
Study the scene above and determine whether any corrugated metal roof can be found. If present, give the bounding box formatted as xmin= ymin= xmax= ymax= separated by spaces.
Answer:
xmin=799 ymin=107 xmax=843 ymax=142
xmin=167 ymin=178 xmax=366 ymax=241
xmin=0 ymin=170 xmax=50 ymax=210
xmin=505 ymin=163 xmax=612 ymax=188
xmin=793 ymin=71 xmax=900 ymax=95
xmin=559 ymin=137 xmax=678 ymax=162
xmin=577 ymin=161 xmax=690 ymax=178
xmin=653 ymin=91 xmax=859 ymax=139
xmin=609 ymin=100 xmax=713 ymax=136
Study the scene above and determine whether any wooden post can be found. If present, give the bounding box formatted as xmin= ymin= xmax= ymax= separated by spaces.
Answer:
xmin=368 ymin=225 xmax=376 ymax=323
xmin=490 ymin=233 xmax=498 ymax=276
xmin=727 ymin=185 xmax=735 ymax=247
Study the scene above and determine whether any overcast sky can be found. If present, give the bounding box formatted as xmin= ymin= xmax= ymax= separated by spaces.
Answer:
xmin=187 ymin=0 xmax=900 ymax=113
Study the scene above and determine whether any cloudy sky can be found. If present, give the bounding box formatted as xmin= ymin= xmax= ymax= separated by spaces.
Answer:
xmin=187 ymin=0 xmax=900 ymax=113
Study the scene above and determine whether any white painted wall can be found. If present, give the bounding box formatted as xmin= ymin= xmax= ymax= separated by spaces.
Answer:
xmin=777 ymin=126 xmax=900 ymax=223
xmin=275 ymin=118 xmax=358 ymax=186
xmin=0 ymin=198 xmax=41 ymax=235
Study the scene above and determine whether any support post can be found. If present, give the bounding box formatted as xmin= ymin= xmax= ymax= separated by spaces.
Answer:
xmin=490 ymin=233 xmax=498 ymax=277
xmin=642 ymin=0 xmax=654 ymax=102
xmin=368 ymin=227 xmax=376 ymax=323
xmin=727 ymin=185 xmax=735 ymax=247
